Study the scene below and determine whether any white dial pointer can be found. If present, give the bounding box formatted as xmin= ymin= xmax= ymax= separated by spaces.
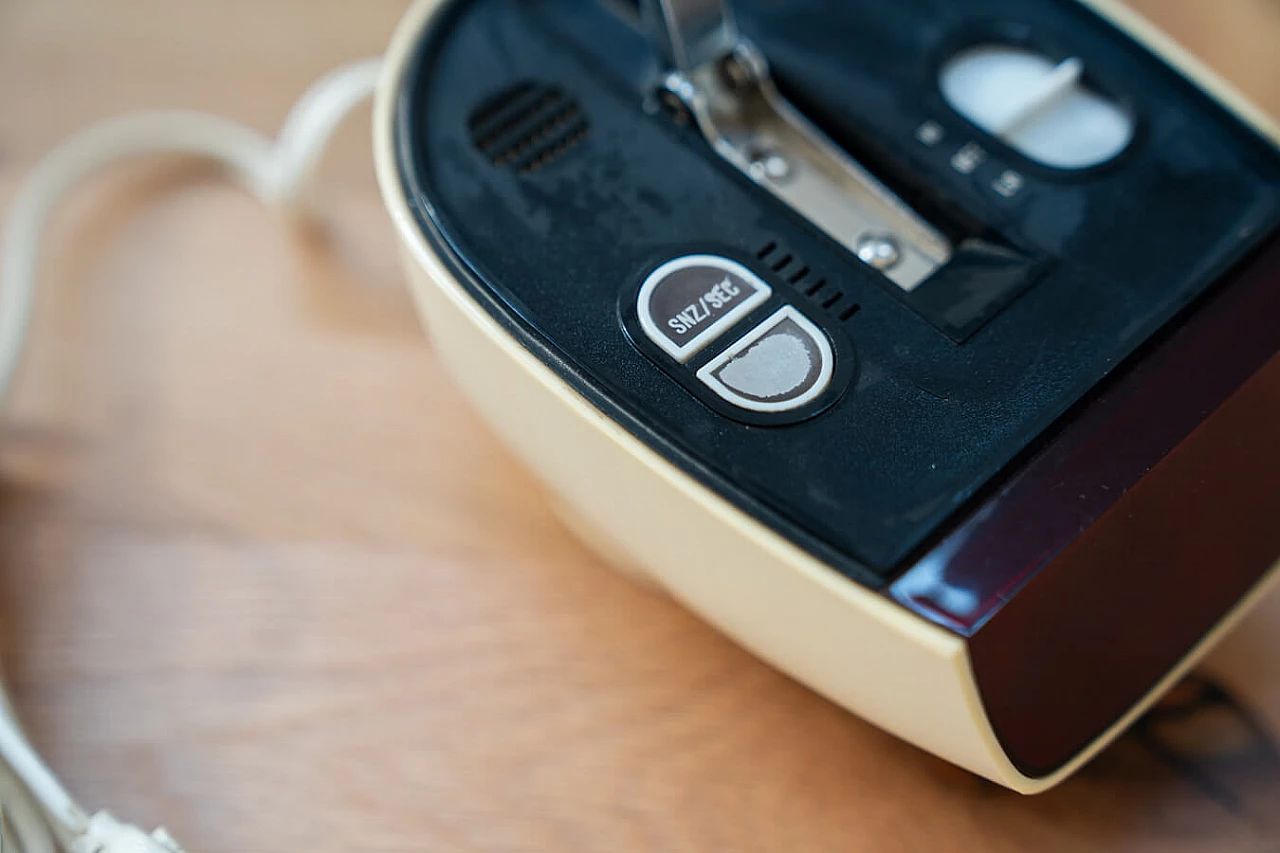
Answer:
xmin=940 ymin=45 xmax=1134 ymax=170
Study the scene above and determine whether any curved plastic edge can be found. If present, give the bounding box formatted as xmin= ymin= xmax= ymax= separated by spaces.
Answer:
xmin=372 ymin=0 xmax=1280 ymax=794
xmin=1078 ymin=0 xmax=1280 ymax=149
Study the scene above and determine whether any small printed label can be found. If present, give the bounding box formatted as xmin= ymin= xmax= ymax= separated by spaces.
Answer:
xmin=951 ymin=142 xmax=987 ymax=175
xmin=915 ymin=121 xmax=945 ymax=147
xmin=637 ymin=255 xmax=771 ymax=362
xmin=992 ymin=169 xmax=1025 ymax=198
xmin=664 ymin=276 xmax=744 ymax=336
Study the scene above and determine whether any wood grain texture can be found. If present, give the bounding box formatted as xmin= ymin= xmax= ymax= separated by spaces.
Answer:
xmin=0 ymin=1 xmax=1278 ymax=851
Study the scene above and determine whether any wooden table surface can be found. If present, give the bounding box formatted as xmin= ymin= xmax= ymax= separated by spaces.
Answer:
xmin=0 ymin=1 xmax=1278 ymax=851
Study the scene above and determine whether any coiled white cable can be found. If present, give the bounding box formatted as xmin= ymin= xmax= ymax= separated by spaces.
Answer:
xmin=0 ymin=56 xmax=383 ymax=406
xmin=0 ymin=56 xmax=384 ymax=852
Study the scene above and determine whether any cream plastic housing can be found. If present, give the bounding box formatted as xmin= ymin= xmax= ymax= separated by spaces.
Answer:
xmin=373 ymin=0 xmax=1280 ymax=793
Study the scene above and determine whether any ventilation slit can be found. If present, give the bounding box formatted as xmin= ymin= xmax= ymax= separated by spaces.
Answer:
xmin=469 ymin=81 xmax=590 ymax=174
xmin=754 ymin=240 xmax=857 ymax=323
xmin=467 ymin=81 xmax=537 ymax=133
xmin=471 ymin=87 xmax=557 ymax=148
xmin=838 ymin=303 xmax=862 ymax=322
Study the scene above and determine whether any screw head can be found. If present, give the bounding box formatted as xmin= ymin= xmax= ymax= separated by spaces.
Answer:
xmin=746 ymin=148 xmax=791 ymax=182
xmin=656 ymin=88 xmax=692 ymax=126
xmin=856 ymin=234 xmax=902 ymax=270
xmin=719 ymin=54 xmax=756 ymax=91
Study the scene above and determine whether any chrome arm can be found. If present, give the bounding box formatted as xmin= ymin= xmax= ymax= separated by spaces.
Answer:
xmin=640 ymin=0 xmax=952 ymax=291
xmin=640 ymin=0 xmax=738 ymax=75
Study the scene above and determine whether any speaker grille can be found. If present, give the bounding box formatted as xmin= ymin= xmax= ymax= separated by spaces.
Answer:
xmin=468 ymin=82 xmax=589 ymax=175
xmin=756 ymin=241 xmax=861 ymax=323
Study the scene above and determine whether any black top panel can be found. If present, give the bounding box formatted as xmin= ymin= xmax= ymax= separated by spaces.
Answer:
xmin=395 ymin=0 xmax=1280 ymax=585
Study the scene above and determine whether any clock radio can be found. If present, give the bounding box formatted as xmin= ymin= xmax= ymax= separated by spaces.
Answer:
xmin=372 ymin=0 xmax=1280 ymax=792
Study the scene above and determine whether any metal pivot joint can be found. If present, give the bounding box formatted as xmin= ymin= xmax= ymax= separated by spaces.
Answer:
xmin=640 ymin=0 xmax=953 ymax=292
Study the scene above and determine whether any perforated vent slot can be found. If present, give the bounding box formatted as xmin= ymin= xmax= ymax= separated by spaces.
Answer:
xmin=757 ymin=241 xmax=861 ymax=322
xmin=468 ymin=82 xmax=589 ymax=174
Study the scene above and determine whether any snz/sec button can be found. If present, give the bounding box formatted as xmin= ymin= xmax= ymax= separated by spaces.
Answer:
xmin=637 ymin=255 xmax=772 ymax=362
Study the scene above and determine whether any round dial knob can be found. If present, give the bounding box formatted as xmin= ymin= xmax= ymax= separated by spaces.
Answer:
xmin=939 ymin=44 xmax=1134 ymax=170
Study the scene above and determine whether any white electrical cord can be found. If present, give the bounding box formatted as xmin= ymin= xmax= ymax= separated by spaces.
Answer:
xmin=0 ymin=56 xmax=384 ymax=852
xmin=0 ymin=56 xmax=383 ymax=406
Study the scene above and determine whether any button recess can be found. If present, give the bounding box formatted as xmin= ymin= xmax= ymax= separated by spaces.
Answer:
xmin=696 ymin=306 xmax=834 ymax=412
xmin=637 ymin=254 xmax=772 ymax=362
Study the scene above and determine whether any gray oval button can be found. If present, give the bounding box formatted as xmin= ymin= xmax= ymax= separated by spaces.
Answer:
xmin=696 ymin=307 xmax=834 ymax=412
xmin=637 ymin=255 xmax=772 ymax=362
